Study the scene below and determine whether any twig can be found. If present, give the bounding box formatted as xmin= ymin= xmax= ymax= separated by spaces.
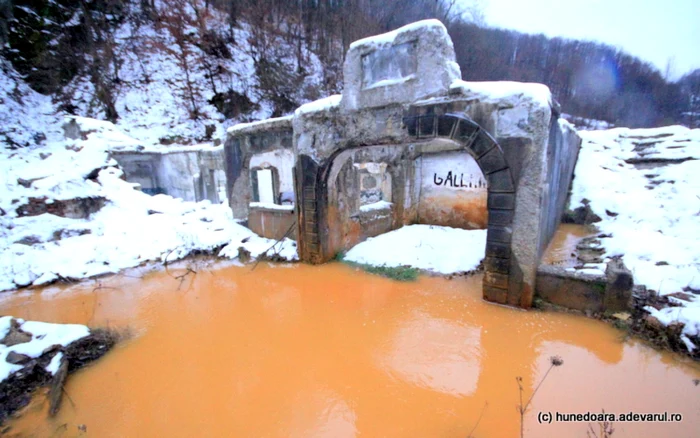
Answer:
xmin=467 ymin=401 xmax=488 ymax=438
xmin=61 ymin=386 xmax=76 ymax=410
xmin=250 ymin=220 xmax=296 ymax=272
xmin=516 ymin=356 xmax=564 ymax=438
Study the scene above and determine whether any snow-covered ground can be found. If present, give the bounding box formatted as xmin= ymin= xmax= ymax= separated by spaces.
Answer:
xmin=0 ymin=114 xmax=297 ymax=292
xmin=569 ymin=126 xmax=700 ymax=350
xmin=562 ymin=113 xmax=615 ymax=131
xmin=0 ymin=316 xmax=89 ymax=382
xmin=343 ymin=225 xmax=487 ymax=275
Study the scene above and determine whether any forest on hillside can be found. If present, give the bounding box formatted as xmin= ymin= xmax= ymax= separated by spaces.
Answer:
xmin=1 ymin=0 xmax=698 ymax=137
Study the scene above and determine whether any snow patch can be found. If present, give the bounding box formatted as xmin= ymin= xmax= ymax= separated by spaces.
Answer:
xmin=344 ymin=225 xmax=486 ymax=275
xmin=1 ymin=318 xmax=89 ymax=382
xmin=295 ymin=94 xmax=342 ymax=116
xmin=570 ymin=125 xmax=700 ymax=351
xmin=450 ymin=80 xmax=552 ymax=109
xmin=360 ymin=201 xmax=393 ymax=212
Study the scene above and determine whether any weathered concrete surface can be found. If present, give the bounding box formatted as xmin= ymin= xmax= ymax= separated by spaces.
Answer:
xmin=418 ymin=151 xmax=487 ymax=229
xmin=224 ymin=116 xmax=294 ymax=219
xmin=535 ymin=260 xmax=633 ymax=313
xmin=112 ymin=147 xmax=226 ymax=203
xmin=341 ymin=19 xmax=461 ymax=111
xmin=225 ymin=20 xmax=582 ymax=308
xmin=248 ymin=206 xmax=297 ymax=240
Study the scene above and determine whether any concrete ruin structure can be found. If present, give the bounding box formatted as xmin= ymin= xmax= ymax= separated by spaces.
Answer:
xmin=224 ymin=19 xmax=581 ymax=308
xmin=112 ymin=147 xmax=226 ymax=204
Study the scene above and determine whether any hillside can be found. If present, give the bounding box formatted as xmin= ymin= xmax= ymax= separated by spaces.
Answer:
xmin=1 ymin=0 xmax=697 ymax=148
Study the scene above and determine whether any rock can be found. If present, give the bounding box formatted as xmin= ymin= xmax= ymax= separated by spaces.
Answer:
xmin=604 ymin=258 xmax=633 ymax=311
xmin=5 ymin=351 xmax=31 ymax=365
xmin=612 ymin=312 xmax=631 ymax=322
xmin=33 ymin=132 xmax=47 ymax=144
xmin=1 ymin=321 xmax=32 ymax=346
xmin=39 ymin=152 xmax=52 ymax=160
xmin=62 ymin=118 xmax=82 ymax=140
xmin=643 ymin=314 xmax=664 ymax=331
xmin=238 ymin=247 xmax=252 ymax=263
xmin=14 ymin=235 xmax=42 ymax=245
xmin=17 ymin=176 xmax=46 ymax=188
xmin=667 ymin=292 xmax=694 ymax=302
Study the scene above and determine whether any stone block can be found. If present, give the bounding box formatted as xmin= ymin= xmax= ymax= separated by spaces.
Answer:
xmin=486 ymin=168 xmax=515 ymax=193
xmin=604 ymin=258 xmax=633 ymax=312
xmin=485 ymin=272 xmax=510 ymax=289
xmin=488 ymin=209 xmax=514 ymax=226
xmin=487 ymin=226 xmax=512 ymax=244
xmin=437 ymin=115 xmax=457 ymax=137
xmin=469 ymin=133 xmax=496 ymax=158
xmin=418 ymin=115 xmax=437 ymax=138
xmin=483 ymin=285 xmax=508 ymax=304
xmin=484 ymin=256 xmax=510 ymax=274
xmin=478 ymin=147 xmax=508 ymax=174
xmin=453 ymin=118 xmax=480 ymax=143
xmin=487 ymin=193 xmax=515 ymax=210
xmin=341 ymin=20 xmax=461 ymax=111
xmin=486 ymin=241 xmax=510 ymax=258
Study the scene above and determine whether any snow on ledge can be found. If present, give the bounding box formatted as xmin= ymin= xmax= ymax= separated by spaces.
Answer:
xmin=226 ymin=115 xmax=293 ymax=135
xmin=349 ymin=19 xmax=449 ymax=51
xmin=343 ymin=225 xmax=486 ymax=275
xmin=360 ymin=200 xmax=393 ymax=212
xmin=449 ymin=80 xmax=552 ymax=109
xmin=295 ymin=95 xmax=342 ymax=117
xmin=249 ymin=202 xmax=295 ymax=211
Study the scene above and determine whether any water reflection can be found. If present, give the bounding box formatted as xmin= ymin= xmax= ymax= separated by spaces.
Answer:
xmin=378 ymin=312 xmax=481 ymax=396
xmin=0 ymin=262 xmax=697 ymax=437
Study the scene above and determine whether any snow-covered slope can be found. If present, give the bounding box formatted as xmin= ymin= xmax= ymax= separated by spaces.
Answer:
xmin=61 ymin=0 xmax=327 ymax=145
xmin=569 ymin=126 xmax=700 ymax=350
xmin=570 ymin=126 xmax=699 ymax=295
xmin=0 ymin=113 xmax=296 ymax=292
xmin=0 ymin=59 xmax=64 ymax=149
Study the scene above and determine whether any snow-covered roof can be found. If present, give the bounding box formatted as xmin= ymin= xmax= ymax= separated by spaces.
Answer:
xmin=449 ymin=80 xmax=553 ymax=109
xmin=349 ymin=19 xmax=451 ymax=51
xmin=294 ymin=95 xmax=342 ymax=117
xmin=226 ymin=115 xmax=293 ymax=135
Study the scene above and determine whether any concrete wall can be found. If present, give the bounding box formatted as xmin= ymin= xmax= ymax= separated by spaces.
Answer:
xmin=113 ymin=148 xmax=226 ymax=203
xmin=418 ymin=151 xmax=487 ymax=229
xmin=223 ymin=116 xmax=294 ymax=219
xmin=325 ymin=146 xmax=408 ymax=257
xmin=249 ymin=206 xmax=297 ymax=240
xmin=538 ymin=119 xmax=582 ymax=257
xmin=249 ymin=149 xmax=295 ymax=203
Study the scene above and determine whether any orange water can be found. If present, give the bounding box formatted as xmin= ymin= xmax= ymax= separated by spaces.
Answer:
xmin=1 ymin=261 xmax=698 ymax=437
xmin=541 ymin=224 xmax=596 ymax=266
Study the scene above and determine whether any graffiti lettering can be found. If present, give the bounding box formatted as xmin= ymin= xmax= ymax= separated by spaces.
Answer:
xmin=433 ymin=172 xmax=485 ymax=188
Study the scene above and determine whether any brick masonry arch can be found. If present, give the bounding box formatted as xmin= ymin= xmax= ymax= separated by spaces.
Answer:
xmin=402 ymin=113 xmax=516 ymax=304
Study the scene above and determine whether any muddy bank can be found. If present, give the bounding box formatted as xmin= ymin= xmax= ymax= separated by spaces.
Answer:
xmin=0 ymin=322 xmax=120 ymax=425
xmin=537 ymin=224 xmax=700 ymax=361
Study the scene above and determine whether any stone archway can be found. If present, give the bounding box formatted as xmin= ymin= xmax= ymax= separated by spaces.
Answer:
xmin=401 ymin=113 xmax=516 ymax=304
xmin=295 ymin=113 xmax=516 ymax=305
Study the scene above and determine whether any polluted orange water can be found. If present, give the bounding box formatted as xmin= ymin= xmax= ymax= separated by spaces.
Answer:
xmin=541 ymin=223 xmax=596 ymax=266
xmin=1 ymin=261 xmax=699 ymax=437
